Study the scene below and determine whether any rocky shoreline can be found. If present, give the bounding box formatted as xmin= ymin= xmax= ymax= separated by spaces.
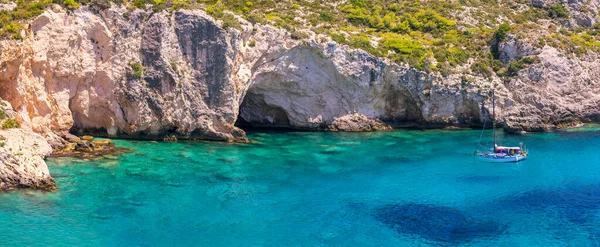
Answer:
xmin=0 ymin=99 xmax=125 ymax=190
xmin=51 ymin=135 xmax=128 ymax=159
xmin=0 ymin=100 xmax=55 ymax=190
xmin=1 ymin=3 xmax=599 ymax=190
xmin=0 ymin=128 xmax=56 ymax=191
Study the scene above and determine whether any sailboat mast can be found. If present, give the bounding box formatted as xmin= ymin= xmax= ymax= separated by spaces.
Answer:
xmin=492 ymin=89 xmax=496 ymax=151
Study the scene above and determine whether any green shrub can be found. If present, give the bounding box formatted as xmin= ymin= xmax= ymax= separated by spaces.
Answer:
xmin=1 ymin=22 xmax=24 ymax=39
xmin=220 ymin=13 xmax=242 ymax=30
xmin=133 ymin=0 xmax=148 ymax=9
xmin=350 ymin=35 xmax=372 ymax=50
xmin=491 ymin=59 xmax=503 ymax=72
xmin=330 ymin=33 xmax=346 ymax=44
xmin=406 ymin=9 xmax=456 ymax=33
xmin=350 ymin=0 xmax=367 ymax=7
xmin=169 ymin=60 xmax=178 ymax=72
xmin=491 ymin=23 xmax=511 ymax=59
xmin=471 ymin=61 xmax=494 ymax=78
xmin=2 ymin=118 xmax=19 ymax=129
xmin=434 ymin=46 xmax=469 ymax=66
xmin=319 ymin=12 xmax=334 ymax=22
xmin=346 ymin=7 xmax=370 ymax=25
xmin=63 ymin=0 xmax=81 ymax=10
xmin=291 ymin=31 xmax=309 ymax=40
xmin=0 ymin=110 xmax=5 ymax=119
xmin=494 ymin=23 xmax=511 ymax=42
xmin=245 ymin=13 xmax=265 ymax=25
xmin=548 ymin=4 xmax=568 ymax=19
xmin=4 ymin=22 xmax=21 ymax=33
xmin=381 ymin=33 xmax=424 ymax=55
xmin=130 ymin=62 xmax=144 ymax=79
xmin=504 ymin=56 xmax=540 ymax=77
xmin=171 ymin=0 xmax=190 ymax=10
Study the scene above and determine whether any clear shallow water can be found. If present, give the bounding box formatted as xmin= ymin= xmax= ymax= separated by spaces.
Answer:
xmin=2 ymin=129 xmax=600 ymax=246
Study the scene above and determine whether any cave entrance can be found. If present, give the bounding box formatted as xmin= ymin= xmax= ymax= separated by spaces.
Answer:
xmin=234 ymin=89 xmax=291 ymax=130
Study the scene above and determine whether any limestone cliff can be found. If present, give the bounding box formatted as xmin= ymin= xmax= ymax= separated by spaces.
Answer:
xmin=498 ymin=34 xmax=600 ymax=132
xmin=0 ymin=5 xmax=248 ymax=146
xmin=0 ymin=100 xmax=55 ymax=190
xmin=0 ymin=5 xmax=490 ymax=144
xmin=1 ymin=4 xmax=599 ymax=145
xmin=238 ymin=42 xmax=488 ymax=130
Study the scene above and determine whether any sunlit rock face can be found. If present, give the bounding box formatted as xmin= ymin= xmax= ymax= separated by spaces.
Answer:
xmin=0 ymin=100 xmax=55 ymax=190
xmin=0 ymin=6 xmax=248 ymax=145
xmin=239 ymin=43 xmax=487 ymax=130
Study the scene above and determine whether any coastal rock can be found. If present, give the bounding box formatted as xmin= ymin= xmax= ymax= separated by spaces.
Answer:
xmin=52 ymin=136 xmax=126 ymax=159
xmin=81 ymin=136 xmax=94 ymax=141
xmin=163 ymin=135 xmax=177 ymax=142
xmin=0 ymin=99 xmax=55 ymax=190
xmin=328 ymin=113 xmax=391 ymax=132
xmin=0 ymin=128 xmax=55 ymax=190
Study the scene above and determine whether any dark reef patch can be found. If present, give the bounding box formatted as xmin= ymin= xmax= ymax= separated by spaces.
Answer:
xmin=493 ymin=183 xmax=600 ymax=225
xmin=374 ymin=203 xmax=506 ymax=244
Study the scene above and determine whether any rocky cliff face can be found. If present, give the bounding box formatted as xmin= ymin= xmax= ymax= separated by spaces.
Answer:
xmin=530 ymin=0 xmax=600 ymax=27
xmin=0 ymin=100 xmax=55 ymax=190
xmin=497 ymin=32 xmax=600 ymax=132
xmin=0 ymin=5 xmax=248 ymax=146
xmin=1 ymin=4 xmax=599 ymax=146
xmin=238 ymin=43 xmax=488 ymax=130
xmin=0 ymin=5 xmax=486 ymax=146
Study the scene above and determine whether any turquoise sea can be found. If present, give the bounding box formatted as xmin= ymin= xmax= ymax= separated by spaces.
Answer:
xmin=2 ymin=128 xmax=600 ymax=246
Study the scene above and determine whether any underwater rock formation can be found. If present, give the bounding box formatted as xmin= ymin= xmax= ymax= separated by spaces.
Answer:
xmin=374 ymin=203 xmax=506 ymax=244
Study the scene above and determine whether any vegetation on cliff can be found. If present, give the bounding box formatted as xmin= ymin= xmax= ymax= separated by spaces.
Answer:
xmin=1 ymin=0 xmax=599 ymax=78
xmin=0 ymin=107 xmax=18 ymax=130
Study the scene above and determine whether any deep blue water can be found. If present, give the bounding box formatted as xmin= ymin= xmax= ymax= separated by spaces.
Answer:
xmin=2 ymin=128 xmax=600 ymax=246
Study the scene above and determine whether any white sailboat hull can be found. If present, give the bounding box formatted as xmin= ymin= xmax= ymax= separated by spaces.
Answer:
xmin=477 ymin=154 xmax=527 ymax=163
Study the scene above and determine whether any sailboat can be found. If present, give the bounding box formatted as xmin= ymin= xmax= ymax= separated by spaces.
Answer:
xmin=475 ymin=90 xmax=528 ymax=163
